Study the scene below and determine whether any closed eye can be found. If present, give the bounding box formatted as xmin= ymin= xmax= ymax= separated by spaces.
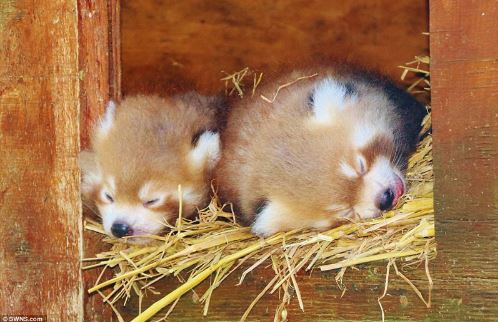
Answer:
xmin=143 ymin=198 xmax=160 ymax=207
xmin=357 ymin=155 xmax=367 ymax=175
xmin=104 ymin=192 xmax=114 ymax=203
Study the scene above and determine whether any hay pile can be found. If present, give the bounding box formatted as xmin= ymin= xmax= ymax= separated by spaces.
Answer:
xmin=84 ymin=56 xmax=433 ymax=322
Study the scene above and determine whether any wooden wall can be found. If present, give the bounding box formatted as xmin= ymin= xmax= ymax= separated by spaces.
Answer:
xmin=121 ymin=0 xmax=428 ymax=96
xmin=430 ymin=0 xmax=498 ymax=320
xmin=0 ymin=1 xmax=82 ymax=320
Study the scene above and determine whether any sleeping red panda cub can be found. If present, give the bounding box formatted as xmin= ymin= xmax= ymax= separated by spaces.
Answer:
xmin=80 ymin=93 xmax=223 ymax=243
xmin=216 ymin=67 xmax=426 ymax=236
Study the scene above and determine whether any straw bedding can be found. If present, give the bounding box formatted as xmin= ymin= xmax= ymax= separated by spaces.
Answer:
xmin=84 ymin=55 xmax=433 ymax=321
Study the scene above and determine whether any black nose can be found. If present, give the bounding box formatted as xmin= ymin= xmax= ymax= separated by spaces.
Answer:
xmin=378 ymin=189 xmax=395 ymax=211
xmin=111 ymin=223 xmax=133 ymax=238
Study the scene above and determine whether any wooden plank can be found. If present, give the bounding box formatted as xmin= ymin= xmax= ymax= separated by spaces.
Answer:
xmin=113 ymin=260 xmax=435 ymax=321
xmin=120 ymin=0 xmax=428 ymax=95
xmin=78 ymin=0 xmax=121 ymax=149
xmin=78 ymin=0 xmax=110 ymax=150
xmin=0 ymin=0 xmax=82 ymax=321
xmin=108 ymin=0 xmax=121 ymax=102
xmin=77 ymin=0 xmax=120 ymax=320
xmin=430 ymin=0 xmax=498 ymax=320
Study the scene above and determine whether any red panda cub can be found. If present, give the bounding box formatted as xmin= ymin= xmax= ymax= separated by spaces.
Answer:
xmin=215 ymin=67 xmax=426 ymax=236
xmin=80 ymin=93 xmax=223 ymax=243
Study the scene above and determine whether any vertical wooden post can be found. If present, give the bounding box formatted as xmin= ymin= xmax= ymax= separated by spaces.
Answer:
xmin=0 ymin=1 xmax=83 ymax=320
xmin=431 ymin=0 xmax=498 ymax=319
xmin=79 ymin=0 xmax=121 ymax=150
xmin=78 ymin=0 xmax=120 ymax=320
xmin=108 ymin=0 xmax=121 ymax=102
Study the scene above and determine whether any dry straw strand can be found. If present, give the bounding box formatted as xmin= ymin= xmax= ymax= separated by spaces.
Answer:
xmin=221 ymin=67 xmax=263 ymax=97
xmin=260 ymin=73 xmax=318 ymax=103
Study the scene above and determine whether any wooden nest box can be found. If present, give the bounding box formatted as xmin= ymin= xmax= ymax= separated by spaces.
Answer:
xmin=0 ymin=1 xmax=497 ymax=321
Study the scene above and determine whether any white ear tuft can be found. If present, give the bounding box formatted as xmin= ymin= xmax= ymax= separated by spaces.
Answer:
xmin=188 ymin=131 xmax=221 ymax=171
xmin=339 ymin=161 xmax=358 ymax=178
xmin=310 ymin=78 xmax=354 ymax=124
xmin=97 ymin=100 xmax=117 ymax=137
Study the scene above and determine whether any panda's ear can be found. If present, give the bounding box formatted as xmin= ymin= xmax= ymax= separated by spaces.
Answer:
xmin=188 ymin=130 xmax=221 ymax=172
xmin=96 ymin=100 xmax=117 ymax=138
xmin=308 ymin=78 xmax=356 ymax=124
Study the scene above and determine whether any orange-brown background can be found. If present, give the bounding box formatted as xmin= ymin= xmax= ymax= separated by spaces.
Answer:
xmin=121 ymin=0 xmax=428 ymax=96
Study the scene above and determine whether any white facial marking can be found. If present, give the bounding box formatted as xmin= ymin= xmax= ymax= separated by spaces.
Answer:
xmin=310 ymin=78 xmax=356 ymax=124
xmin=354 ymin=156 xmax=404 ymax=219
xmin=138 ymin=181 xmax=169 ymax=207
xmin=340 ymin=161 xmax=358 ymax=178
xmin=100 ymin=204 xmax=167 ymax=237
xmin=98 ymin=100 xmax=117 ymax=137
xmin=353 ymin=124 xmax=378 ymax=148
xmin=138 ymin=181 xmax=154 ymax=200
xmin=107 ymin=176 xmax=116 ymax=193
xmin=188 ymin=131 xmax=221 ymax=171
xmin=366 ymin=157 xmax=396 ymax=184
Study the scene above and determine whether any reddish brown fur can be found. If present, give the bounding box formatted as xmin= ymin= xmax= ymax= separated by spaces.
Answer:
xmin=94 ymin=95 xmax=218 ymax=205
xmin=215 ymin=66 xmax=425 ymax=234
xmin=80 ymin=93 xmax=224 ymax=240
xmin=360 ymin=135 xmax=395 ymax=167
xmin=216 ymin=70 xmax=356 ymax=226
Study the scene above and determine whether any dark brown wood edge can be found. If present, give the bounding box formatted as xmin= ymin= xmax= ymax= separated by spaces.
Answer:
xmin=78 ymin=0 xmax=121 ymax=320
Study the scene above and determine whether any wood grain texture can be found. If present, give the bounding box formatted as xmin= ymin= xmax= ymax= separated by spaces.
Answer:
xmin=121 ymin=0 xmax=428 ymax=96
xmin=78 ymin=0 xmax=111 ymax=150
xmin=0 ymin=0 xmax=83 ymax=321
xmin=78 ymin=0 xmax=120 ymax=320
xmin=109 ymin=0 xmax=121 ymax=102
xmin=112 ymin=259 xmax=435 ymax=321
xmin=430 ymin=0 xmax=498 ymax=320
